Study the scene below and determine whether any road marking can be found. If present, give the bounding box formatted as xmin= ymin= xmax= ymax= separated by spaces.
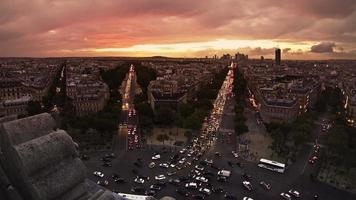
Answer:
xmin=301 ymin=147 xmax=313 ymax=175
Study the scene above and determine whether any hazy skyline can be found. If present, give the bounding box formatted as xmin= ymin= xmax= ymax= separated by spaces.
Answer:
xmin=1 ymin=0 xmax=356 ymax=59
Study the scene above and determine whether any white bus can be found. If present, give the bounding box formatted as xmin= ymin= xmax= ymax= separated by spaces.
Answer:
xmin=258 ymin=158 xmax=286 ymax=173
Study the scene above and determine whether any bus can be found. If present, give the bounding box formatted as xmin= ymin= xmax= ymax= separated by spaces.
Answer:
xmin=258 ymin=158 xmax=286 ymax=173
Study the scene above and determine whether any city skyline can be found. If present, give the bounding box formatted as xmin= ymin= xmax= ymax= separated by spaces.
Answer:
xmin=1 ymin=0 xmax=356 ymax=59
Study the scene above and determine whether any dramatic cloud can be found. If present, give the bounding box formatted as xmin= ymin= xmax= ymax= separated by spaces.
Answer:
xmin=0 ymin=0 xmax=356 ymax=58
xmin=310 ymin=42 xmax=336 ymax=53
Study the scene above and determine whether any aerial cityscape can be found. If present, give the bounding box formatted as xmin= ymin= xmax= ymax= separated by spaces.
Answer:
xmin=0 ymin=1 xmax=356 ymax=200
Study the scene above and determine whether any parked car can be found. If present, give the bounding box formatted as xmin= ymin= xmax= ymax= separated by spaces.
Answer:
xmin=280 ymin=193 xmax=292 ymax=200
xmin=152 ymin=154 xmax=161 ymax=160
xmin=260 ymin=181 xmax=271 ymax=190
xmin=185 ymin=182 xmax=198 ymax=189
xmin=242 ymin=181 xmax=253 ymax=191
xmin=288 ymin=189 xmax=300 ymax=197
xmin=199 ymin=188 xmax=212 ymax=195
xmin=149 ymin=162 xmax=156 ymax=168
xmin=155 ymin=175 xmax=166 ymax=180
xmin=97 ymin=180 xmax=109 ymax=186
xmin=134 ymin=177 xmax=145 ymax=184
xmin=93 ymin=171 xmax=104 ymax=178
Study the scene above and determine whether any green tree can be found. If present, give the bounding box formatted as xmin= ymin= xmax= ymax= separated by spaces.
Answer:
xmin=154 ymin=106 xmax=175 ymax=125
xmin=178 ymin=103 xmax=195 ymax=118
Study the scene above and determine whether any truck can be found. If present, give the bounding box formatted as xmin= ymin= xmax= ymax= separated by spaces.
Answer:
xmin=217 ymin=170 xmax=231 ymax=177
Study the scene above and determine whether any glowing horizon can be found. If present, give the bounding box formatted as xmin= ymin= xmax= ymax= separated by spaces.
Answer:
xmin=1 ymin=0 xmax=356 ymax=59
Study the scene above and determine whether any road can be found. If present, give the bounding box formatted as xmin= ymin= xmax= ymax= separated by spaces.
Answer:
xmin=84 ymin=64 xmax=356 ymax=200
xmin=114 ymin=64 xmax=141 ymax=153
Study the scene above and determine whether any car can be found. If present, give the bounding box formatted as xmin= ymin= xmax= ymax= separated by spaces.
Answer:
xmin=231 ymin=151 xmax=239 ymax=158
xmin=215 ymin=152 xmax=221 ymax=157
xmin=93 ymin=171 xmax=104 ymax=178
xmin=260 ymin=181 xmax=271 ymax=190
xmin=204 ymin=159 xmax=213 ymax=165
xmin=105 ymin=153 xmax=115 ymax=158
xmin=176 ymin=189 xmax=189 ymax=197
xmin=243 ymin=197 xmax=253 ymax=200
xmin=199 ymin=188 xmax=212 ymax=195
xmin=97 ymin=180 xmax=109 ymax=186
xmin=149 ymin=162 xmax=156 ymax=168
xmin=179 ymin=158 xmax=186 ymax=164
xmin=168 ymin=178 xmax=181 ymax=185
xmin=309 ymin=156 xmax=318 ymax=164
xmin=167 ymin=170 xmax=177 ymax=176
xmin=170 ymin=154 xmax=179 ymax=160
xmin=155 ymin=175 xmax=166 ymax=180
xmin=224 ymin=193 xmax=237 ymax=200
xmin=195 ymin=165 xmax=204 ymax=171
xmin=185 ymin=182 xmax=198 ymax=189
xmin=242 ymin=181 xmax=253 ymax=191
xmin=195 ymin=176 xmax=208 ymax=183
xmin=150 ymin=184 xmax=161 ymax=191
xmin=280 ymin=193 xmax=292 ymax=200
xmin=134 ymin=177 xmax=145 ymax=184
xmin=179 ymin=148 xmax=187 ymax=154
xmin=159 ymin=163 xmax=169 ymax=168
xmin=170 ymin=163 xmax=176 ymax=168
xmin=243 ymin=173 xmax=252 ymax=180
xmin=145 ymin=189 xmax=156 ymax=196
xmin=152 ymin=154 xmax=161 ymax=160
xmin=114 ymin=177 xmax=126 ymax=183
xmin=212 ymin=187 xmax=224 ymax=193
xmin=138 ymin=175 xmax=150 ymax=180
xmin=217 ymin=176 xmax=227 ymax=182
xmin=288 ymin=189 xmax=300 ymax=197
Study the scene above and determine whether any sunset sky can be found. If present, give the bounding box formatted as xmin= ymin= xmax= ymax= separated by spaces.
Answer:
xmin=1 ymin=0 xmax=356 ymax=59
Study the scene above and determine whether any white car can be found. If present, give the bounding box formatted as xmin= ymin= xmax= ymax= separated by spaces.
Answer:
xmin=179 ymin=148 xmax=186 ymax=154
xmin=97 ymin=180 xmax=108 ymax=186
xmin=242 ymin=181 xmax=253 ymax=191
xmin=134 ymin=177 xmax=145 ymax=184
xmin=152 ymin=154 xmax=161 ymax=160
xmin=280 ymin=193 xmax=292 ymax=200
xmin=289 ymin=189 xmax=300 ymax=197
xmin=232 ymin=151 xmax=239 ymax=158
xmin=93 ymin=171 xmax=104 ymax=178
xmin=204 ymin=159 xmax=213 ymax=165
xmin=195 ymin=165 xmax=204 ymax=171
xmin=199 ymin=188 xmax=212 ymax=195
xmin=170 ymin=163 xmax=176 ymax=168
xmin=155 ymin=175 xmax=166 ymax=180
xmin=149 ymin=162 xmax=156 ymax=168
xmin=179 ymin=158 xmax=186 ymax=164
xmin=185 ymin=182 xmax=198 ymax=189
xmin=195 ymin=176 xmax=208 ymax=183
xmin=243 ymin=197 xmax=253 ymax=200
xmin=159 ymin=163 xmax=169 ymax=168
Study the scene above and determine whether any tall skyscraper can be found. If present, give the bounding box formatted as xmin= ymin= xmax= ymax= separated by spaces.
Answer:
xmin=275 ymin=48 xmax=281 ymax=65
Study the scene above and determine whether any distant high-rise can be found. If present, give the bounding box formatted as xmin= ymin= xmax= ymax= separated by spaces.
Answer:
xmin=275 ymin=48 xmax=281 ymax=65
